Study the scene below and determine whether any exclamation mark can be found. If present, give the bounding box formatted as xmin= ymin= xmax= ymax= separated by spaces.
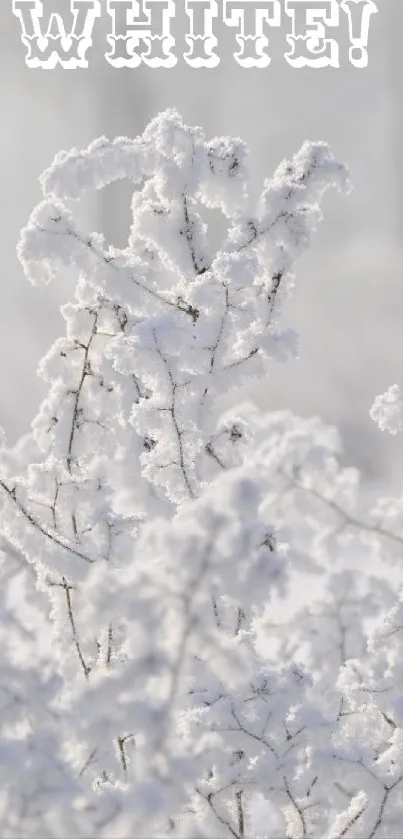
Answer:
xmin=340 ymin=0 xmax=378 ymax=68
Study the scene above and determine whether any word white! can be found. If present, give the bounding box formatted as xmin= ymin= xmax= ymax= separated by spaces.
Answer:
xmin=13 ymin=0 xmax=378 ymax=70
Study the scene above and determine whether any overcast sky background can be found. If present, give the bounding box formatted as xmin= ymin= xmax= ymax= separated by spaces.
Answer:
xmin=0 ymin=0 xmax=401 ymax=490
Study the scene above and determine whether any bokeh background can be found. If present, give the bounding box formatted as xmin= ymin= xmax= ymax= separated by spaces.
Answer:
xmin=0 ymin=0 xmax=401 ymax=490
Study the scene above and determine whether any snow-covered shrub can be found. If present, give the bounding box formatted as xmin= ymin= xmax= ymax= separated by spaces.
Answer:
xmin=3 ymin=109 xmax=403 ymax=837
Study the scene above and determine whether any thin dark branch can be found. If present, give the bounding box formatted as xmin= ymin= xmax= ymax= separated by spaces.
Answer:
xmin=0 ymin=479 xmax=94 ymax=564
xmin=67 ymin=309 xmax=99 ymax=473
xmin=235 ymin=790 xmax=244 ymax=839
xmin=281 ymin=467 xmax=403 ymax=551
xmin=62 ymin=576 xmax=91 ymax=678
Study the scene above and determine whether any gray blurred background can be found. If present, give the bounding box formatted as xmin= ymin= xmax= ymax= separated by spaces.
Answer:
xmin=0 ymin=0 xmax=401 ymax=489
